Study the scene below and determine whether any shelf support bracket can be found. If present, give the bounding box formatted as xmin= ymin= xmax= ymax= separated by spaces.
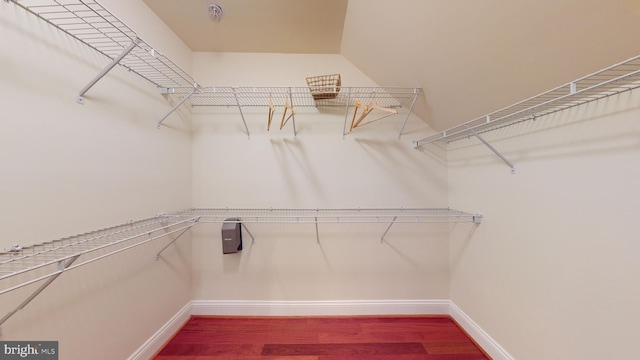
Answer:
xmin=156 ymin=218 xmax=200 ymax=260
xmin=342 ymin=89 xmax=352 ymax=139
xmin=77 ymin=37 xmax=141 ymax=104
xmin=241 ymin=223 xmax=256 ymax=245
xmin=314 ymin=216 xmax=320 ymax=244
xmin=473 ymin=214 xmax=483 ymax=224
xmin=157 ymin=84 xmax=199 ymax=128
xmin=380 ymin=216 xmax=397 ymax=243
xmin=288 ymin=87 xmax=297 ymax=138
xmin=397 ymin=89 xmax=421 ymax=139
xmin=0 ymin=255 xmax=80 ymax=327
xmin=465 ymin=125 xmax=516 ymax=174
xmin=233 ymin=88 xmax=251 ymax=139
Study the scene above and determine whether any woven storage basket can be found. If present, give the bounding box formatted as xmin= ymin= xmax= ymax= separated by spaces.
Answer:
xmin=306 ymin=74 xmax=341 ymax=100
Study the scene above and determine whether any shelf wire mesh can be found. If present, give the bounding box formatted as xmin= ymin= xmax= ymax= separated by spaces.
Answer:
xmin=177 ymin=208 xmax=481 ymax=224
xmin=0 ymin=216 xmax=198 ymax=292
xmin=165 ymin=86 xmax=421 ymax=109
xmin=0 ymin=207 xmax=479 ymax=299
xmin=10 ymin=1 xmax=420 ymax=121
xmin=416 ymin=54 xmax=640 ymax=146
xmin=11 ymin=0 xmax=196 ymax=89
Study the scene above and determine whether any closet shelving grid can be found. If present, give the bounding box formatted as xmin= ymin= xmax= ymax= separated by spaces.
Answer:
xmin=3 ymin=0 xmax=461 ymax=329
xmin=181 ymin=208 xmax=481 ymax=224
xmin=163 ymin=86 xmax=422 ymax=138
xmin=0 ymin=215 xmax=200 ymax=327
xmin=181 ymin=207 xmax=482 ymax=245
xmin=7 ymin=0 xmax=198 ymax=102
xmin=414 ymin=54 xmax=640 ymax=173
xmin=1 ymin=208 xmax=481 ymax=327
xmin=7 ymin=0 xmax=421 ymax=138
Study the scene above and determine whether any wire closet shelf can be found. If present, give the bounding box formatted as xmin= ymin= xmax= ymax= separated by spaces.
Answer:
xmin=0 ymin=208 xmax=480 ymax=292
xmin=177 ymin=208 xmax=481 ymax=224
xmin=7 ymin=0 xmax=422 ymax=135
xmin=9 ymin=0 xmax=197 ymax=93
xmin=0 ymin=216 xmax=199 ymax=295
xmin=163 ymin=86 xmax=421 ymax=109
xmin=414 ymin=54 xmax=640 ymax=147
xmin=0 ymin=208 xmax=479 ymax=325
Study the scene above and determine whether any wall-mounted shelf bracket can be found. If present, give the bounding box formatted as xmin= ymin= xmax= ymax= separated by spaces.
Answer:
xmin=465 ymin=125 xmax=516 ymax=174
xmin=0 ymin=255 xmax=80 ymax=327
xmin=342 ymin=90 xmax=352 ymax=139
xmin=77 ymin=37 xmax=141 ymax=104
xmin=211 ymin=218 xmax=256 ymax=244
xmin=397 ymin=88 xmax=421 ymax=139
xmin=380 ymin=216 xmax=398 ymax=243
xmin=241 ymin=223 xmax=256 ymax=245
xmin=156 ymin=217 xmax=200 ymax=260
xmin=288 ymin=87 xmax=298 ymax=138
xmin=233 ymin=88 xmax=251 ymax=139
xmin=157 ymin=83 xmax=200 ymax=128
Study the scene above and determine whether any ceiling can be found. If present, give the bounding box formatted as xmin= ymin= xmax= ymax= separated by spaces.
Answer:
xmin=143 ymin=0 xmax=348 ymax=53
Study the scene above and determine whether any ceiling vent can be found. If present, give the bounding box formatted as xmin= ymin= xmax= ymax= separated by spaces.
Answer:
xmin=208 ymin=4 xmax=223 ymax=23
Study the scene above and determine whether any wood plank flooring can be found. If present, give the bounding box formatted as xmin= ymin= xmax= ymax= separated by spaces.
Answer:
xmin=154 ymin=316 xmax=491 ymax=360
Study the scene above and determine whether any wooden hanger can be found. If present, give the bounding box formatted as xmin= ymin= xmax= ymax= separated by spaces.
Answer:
xmin=350 ymin=100 xmax=397 ymax=131
xmin=267 ymin=98 xmax=276 ymax=131
xmin=280 ymin=101 xmax=296 ymax=130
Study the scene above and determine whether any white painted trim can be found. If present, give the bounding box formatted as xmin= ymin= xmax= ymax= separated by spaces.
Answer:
xmin=127 ymin=302 xmax=192 ymax=360
xmin=191 ymin=299 xmax=450 ymax=317
xmin=449 ymin=302 xmax=515 ymax=360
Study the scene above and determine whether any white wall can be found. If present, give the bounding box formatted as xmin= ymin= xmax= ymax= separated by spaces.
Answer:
xmin=447 ymin=89 xmax=640 ymax=359
xmin=0 ymin=1 xmax=193 ymax=359
xmin=190 ymin=53 xmax=451 ymax=302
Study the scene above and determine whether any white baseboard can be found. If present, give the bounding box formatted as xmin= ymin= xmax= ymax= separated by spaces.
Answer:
xmin=131 ymin=300 xmax=512 ymax=360
xmin=449 ymin=302 xmax=515 ymax=360
xmin=190 ymin=299 xmax=450 ymax=317
xmin=127 ymin=302 xmax=191 ymax=360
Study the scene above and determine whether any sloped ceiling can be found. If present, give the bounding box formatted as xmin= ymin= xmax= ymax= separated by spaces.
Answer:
xmin=142 ymin=0 xmax=348 ymax=53
xmin=341 ymin=0 xmax=640 ymax=131
xmin=144 ymin=0 xmax=640 ymax=131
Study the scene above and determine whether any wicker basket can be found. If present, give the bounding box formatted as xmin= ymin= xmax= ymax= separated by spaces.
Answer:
xmin=306 ymin=74 xmax=341 ymax=100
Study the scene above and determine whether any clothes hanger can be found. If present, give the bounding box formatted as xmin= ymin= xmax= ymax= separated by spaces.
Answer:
xmin=267 ymin=98 xmax=276 ymax=131
xmin=350 ymin=100 xmax=397 ymax=131
xmin=280 ymin=101 xmax=296 ymax=130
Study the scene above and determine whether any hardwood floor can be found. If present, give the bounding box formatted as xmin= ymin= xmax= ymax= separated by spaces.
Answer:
xmin=154 ymin=316 xmax=490 ymax=359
